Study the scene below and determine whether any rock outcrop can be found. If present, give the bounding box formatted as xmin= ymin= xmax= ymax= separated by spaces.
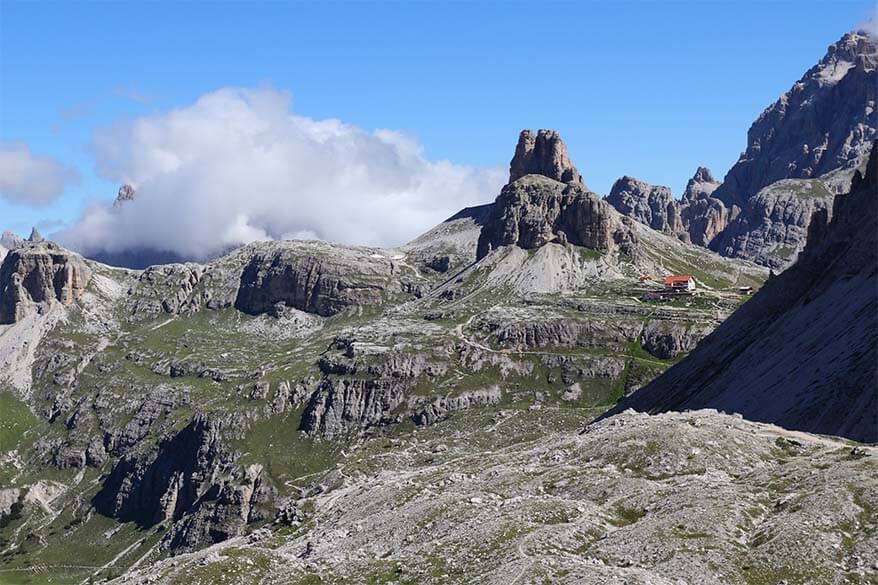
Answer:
xmin=606 ymin=141 xmax=878 ymax=442
xmin=604 ymin=169 xmax=730 ymax=246
xmin=300 ymin=377 xmax=407 ymax=437
xmin=675 ymin=166 xmax=727 ymax=245
xmin=710 ymin=178 xmax=835 ymax=270
xmin=681 ymin=167 xmax=720 ymax=203
xmin=412 ymin=387 xmax=501 ymax=426
xmin=27 ymin=228 xmax=43 ymax=243
xmin=0 ymin=243 xmax=93 ymax=323
xmin=234 ymin=245 xmax=393 ymax=317
xmin=93 ymin=416 xmax=271 ymax=551
xmin=509 ymin=129 xmax=585 ymax=187
xmin=606 ymin=176 xmax=681 ymax=234
xmin=126 ymin=263 xmax=222 ymax=319
xmin=113 ymin=184 xmax=136 ymax=208
xmin=640 ymin=320 xmax=714 ymax=360
xmin=476 ymin=175 xmax=631 ymax=260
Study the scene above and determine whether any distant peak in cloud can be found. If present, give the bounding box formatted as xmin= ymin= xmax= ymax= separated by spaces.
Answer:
xmin=57 ymin=87 xmax=505 ymax=260
xmin=0 ymin=141 xmax=79 ymax=206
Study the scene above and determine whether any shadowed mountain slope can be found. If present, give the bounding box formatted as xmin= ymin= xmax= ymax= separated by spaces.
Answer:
xmin=603 ymin=141 xmax=878 ymax=442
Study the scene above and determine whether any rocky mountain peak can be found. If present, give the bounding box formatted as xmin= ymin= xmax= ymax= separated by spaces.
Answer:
xmin=682 ymin=166 xmax=721 ymax=203
xmin=606 ymin=176 xmax=681 ymax=234
xmin=712 ymin=31 xmax=877 ymax=209
xmin=817 ymin=31 xmax=877 ymax=81
xmin=1 ymin=230 xmax=24 ymax=250
xmin=28 ymin=227 xmax=44 ymax=243
xmin=476 ymin=173 xmax=633 ymax=260
xmin=691 ymin=166 xmax=716 ymax=184
xmin=113 ymin=184 xmax=137 ymax=208
xmin=509 ymin=129 xmax=585 ymax=188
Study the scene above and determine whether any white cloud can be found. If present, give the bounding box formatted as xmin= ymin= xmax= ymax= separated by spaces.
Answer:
xmin=857 ymin=6 xmax=878 ymax=38
xmin=0 ymin=141 xmax=79 ymax=205
xmin=58 ymin=87 xmax=504 ymax=259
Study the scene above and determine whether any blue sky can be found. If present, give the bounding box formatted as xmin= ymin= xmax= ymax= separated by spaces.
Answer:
xmin=0 ymin=0 xmax=874 ymax=247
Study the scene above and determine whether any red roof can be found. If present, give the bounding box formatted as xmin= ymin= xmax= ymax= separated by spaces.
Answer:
xmin=663 ymin=275 xmax=694 ymax=285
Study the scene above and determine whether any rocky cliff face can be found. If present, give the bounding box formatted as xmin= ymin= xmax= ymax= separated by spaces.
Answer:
xmin=476 ymin=175 xmax=632 ymax=260
xmin=509 ymin=129 xmax=585 ymax=187
xmin=681 ymin=167 xmax=720 ymax=203
xmin=676 ymin=166 xmax=727 ymax=245
xmin=93 ymin=416 xmax=271 ymax=551
xmin=710 ymin=178 xmax=835 ymax=269
xmin=300 ymin=377 xmax=407 ymax=437
xmin=608 ymin=32 xmax=876 ymax=269
xmin=702 ymin=32 xmax=877 ymax=267
xmin=0 ymin=243 xmax=93 ymax=323
xmin=713 ymin=32 xmax=877 ymax=209
xmin=234 ymin=244 xmax=395 ymax=317
xmin=606 ymin=176 xmax=681 ymax=234
xmin=604 ymin=167 xmax=729 ymax=247
xmin=608 ymin=141 xmax=878 ymax=442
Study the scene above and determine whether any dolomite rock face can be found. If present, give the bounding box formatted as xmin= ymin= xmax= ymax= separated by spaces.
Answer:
xmin=411 ymin=387 xmax=502 ymax=426
xmin=641 ymin=320 xmax=714 ymax=360
xmin=606 ymin=176 xmax=681 ymax=234
xmin=693 ymin=32 xmax=877 ymax=265
xmin=479 ymin=129 xmax=634 ymax=259
xmin=476 ymin=175 xmax=629 ymax=260
xmin=710 ymin=178 xmax=835 ymax=270
xmin=93 ymin=416 xmax=272 ymax=552
xmin=610 ymin=141 xmax=878 ymax=442
xmin=606 ymin=168 xmax=730 ymax=246
xmin=712 ymin=32 xmax=877 ymax=209
xmin=299 ymin=377 xmax=407 ymax=437
xmin=679 ymin=166 xmax=726 ymax=245
xmin=680 ymin=197 xmax=731 ymax=247
xmin=234 ymin=244 xmax=395 ymax=317
xmin=509 ymin=129 xmax=586 ymax=187
xmin=0 ymin=243 xmax=92 ymax=323
xmin=682 ymin=167 xmax=720 ymax=203
xmin=609 ymin=33 xmax=876 ymax=267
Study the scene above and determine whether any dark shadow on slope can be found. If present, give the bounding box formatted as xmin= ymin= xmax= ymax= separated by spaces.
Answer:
xmin=444 ymin=202 xmax=494 ymax=226
xmin=595 ymin=141 xmax=878 ymax=443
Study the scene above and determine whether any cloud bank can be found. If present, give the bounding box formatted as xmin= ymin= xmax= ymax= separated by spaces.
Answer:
xmin=0 ymin=141 xmax=79 ymax=205
xmin=58 ymin=87 xmax=504 ymax=260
